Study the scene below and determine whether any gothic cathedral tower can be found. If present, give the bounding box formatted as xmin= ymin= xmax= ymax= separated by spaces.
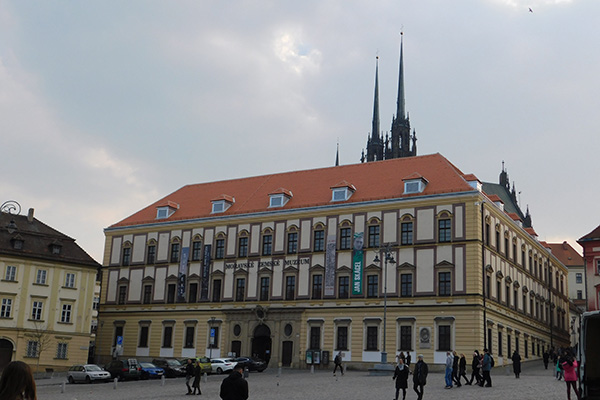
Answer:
xmin=362 ymin=33 xmax=417 ymax=163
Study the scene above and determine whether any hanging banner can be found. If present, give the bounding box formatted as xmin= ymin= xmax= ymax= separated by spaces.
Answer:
xmin=324 ymin=235 xmax=336 ymax=296
xmin=200 ymin=244 xmax=212 ymax=300
xmin=352 ymin=232 xmax=364 ymax=295
xmin=177 ymin=247 xmax=190 ymax=302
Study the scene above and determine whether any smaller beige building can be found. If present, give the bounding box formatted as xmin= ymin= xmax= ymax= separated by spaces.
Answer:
xmin=0 ymin=206 xmax=100 ymax=372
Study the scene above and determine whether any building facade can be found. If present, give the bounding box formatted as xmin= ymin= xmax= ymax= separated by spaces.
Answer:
xmin=0 ymin=205 xmax=101 ymax=372
xmin=578 ymin=225 xmax=600 ymax=312
xmin=97 ymin=154 xmax=570 ymax=369
xmin=547 ymin=242 xmax=586 ymax=308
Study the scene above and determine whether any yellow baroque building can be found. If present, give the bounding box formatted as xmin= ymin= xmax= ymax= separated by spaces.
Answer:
xmin=97 ymin=154 xmax=570 ymax=369
xmin=0 ymin=206 xmax=101 ymax=372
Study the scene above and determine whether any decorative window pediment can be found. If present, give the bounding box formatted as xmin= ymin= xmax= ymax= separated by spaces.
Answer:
xmin=330 ymin=181 xmax=356 ymax=202
xmin=402 ymin=173 xmax=428 ymax=194
xmin=156 ymin=200 xmax=179 ymax=219
xmin=211 ymin=195 xmax=234 ymax=214
xmin=268 ymin=188 xmax=292 ymax=208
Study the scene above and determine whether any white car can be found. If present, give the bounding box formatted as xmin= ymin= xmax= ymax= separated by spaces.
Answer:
xmin=67 ymin=364 xmax=111 ymax=383
xmin=210 ymin=358 xmax=236 ymax=374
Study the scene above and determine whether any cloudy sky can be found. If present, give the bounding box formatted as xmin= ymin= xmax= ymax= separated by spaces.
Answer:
xmin=1 ymin=0 xmax=597 ymax=263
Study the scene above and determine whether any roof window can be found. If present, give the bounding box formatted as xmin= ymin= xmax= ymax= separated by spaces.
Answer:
xmin=211 ymin=195 xmax=234 ymax=214
xmin=403 ymin=173 xmax=428 ymax=194
xmin=156 ymin=200 xmax=180 ymax=220
xmin=269 ymin=188 xmax=292 ymax=208
xmin=330 ymin=181 xmax=356 ymax=202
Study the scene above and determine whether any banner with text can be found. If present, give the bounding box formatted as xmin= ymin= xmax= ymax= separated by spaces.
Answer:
xmin=177 ymin=247 xmax=190 ymax=302
xmin=324 ymin=235 xmax=336 ymax=296
xmin=200 ymin=244 xmax=212 ymax=300
xmin=352 ymin=232 xmax=364 ymax=295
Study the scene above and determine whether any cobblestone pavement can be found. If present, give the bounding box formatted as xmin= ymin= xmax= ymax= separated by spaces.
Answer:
xmin=37 ymin=361 xmax=571 ymax=400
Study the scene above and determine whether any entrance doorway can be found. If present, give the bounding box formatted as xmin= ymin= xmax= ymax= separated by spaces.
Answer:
xmin=251 ymin=324 xmax=272 ymax=364
xmin=231 ymin=340 xmax=241 ymax=358
xmin=0 ymin=339 xmax=14 ymax=372
xmin=281 ymin=341 xmax=293 ymax=367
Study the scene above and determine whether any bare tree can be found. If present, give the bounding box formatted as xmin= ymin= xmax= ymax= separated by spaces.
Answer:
xmin=30 ymin=321 xmax=53 ymax=373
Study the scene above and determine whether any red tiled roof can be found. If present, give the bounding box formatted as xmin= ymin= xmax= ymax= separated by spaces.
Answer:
xmin=211 ymin=194 xmax=235 ymax=203
xmin=507 ymin=213 xmax=521 ymax=222
xmin=487 ymin=194 xmax=503 ymax=203
xmin=579 ymin=224 xmax=600 ymax=242
xmin=110 ymin=153 xmax=476 ymax=228
xmin=463 ymin=173 xmax=480 ymax=183
xmin=156 ymin=200 xmax=180 ymax=209
xmin=525 ymin=227 xmax=538 ymax=237
xmin=402 ymin=172 xmax=428 ymax=182
xmin=330 ymin=180 xmax=356 ymax=191
xmin=268 ymin=188 xmax=293 ymax=197
xmin=547 ymin=242 xmax=584 ymax=266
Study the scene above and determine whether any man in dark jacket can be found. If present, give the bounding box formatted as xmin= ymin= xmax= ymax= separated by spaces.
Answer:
xmin=413 ymin=354 xmax=428 ymax=400
xmin=220 ymin=363 xmax=248 ymax=400
xmin=511 ymin=351 xmax=522 ymax=378
xmin=185 ymin=358 xmax=195 ymax=395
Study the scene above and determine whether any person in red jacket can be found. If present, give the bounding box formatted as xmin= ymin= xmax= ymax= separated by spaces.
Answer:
xmin=561 ymin=352 xmax=580 ymax=400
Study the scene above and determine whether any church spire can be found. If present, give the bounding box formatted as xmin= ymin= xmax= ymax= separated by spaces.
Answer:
xmin=396 ymin=32 xmax=406 ymax=120
xmin=366 ymin=56 xmax=383 ymax=162
xmin=335 ymin=141 xmax=339 ymax=166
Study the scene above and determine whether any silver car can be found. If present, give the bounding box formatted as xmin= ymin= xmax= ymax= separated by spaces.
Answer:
xmin=67 ymin=364 xmax=111 ymax=383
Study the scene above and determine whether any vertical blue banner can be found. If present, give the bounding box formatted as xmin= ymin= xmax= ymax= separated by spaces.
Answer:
xmin=352 ymin=232 xmax=364 ymax=295
xmin=201 ymin=244 xmax=212 ymax=300
xmin=177 ymin=247 xmax=190 ymax=302
xmin=325 ymin=235 xmax=336 ymax=296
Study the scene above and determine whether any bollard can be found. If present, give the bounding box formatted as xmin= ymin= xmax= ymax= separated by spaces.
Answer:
xmin=310 ymin=365 xmax=314 ymax=374
xmin=243 ymin=367 xmax=249 ymax=378
xmin=61 ymin=382 xmax=66 ymax=393
xmin=203 ymin=372 xmax=208 ymax=383
xmin=277 ymin=366 xmax=282 ymax=377
xmin=113 ymin=377 xmax=118 ymax=389
xmin=161 ymin=375 xmax=166 ymax=386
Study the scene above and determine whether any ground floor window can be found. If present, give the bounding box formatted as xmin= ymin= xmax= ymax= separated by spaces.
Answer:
xmin=400 ymin=326 xmax=412 ymax=351
xmin=56 ymin=343 xmax=68 ymax=359
xmin=26 ymin=341 xmax=38 ymax=358
xmin=366 ymin=326 xmax=378 ymax=351
xmin=336 ymin=326 xmax=348 ymax=350
xmin=438 ymin=325 xmax=451 ymax=351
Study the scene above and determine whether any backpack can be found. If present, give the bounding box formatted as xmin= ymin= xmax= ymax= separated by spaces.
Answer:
xmin=335 ymin=354 xmax=341 ymax=364
xmin=490 ymin=355 xmax=495 ymax=367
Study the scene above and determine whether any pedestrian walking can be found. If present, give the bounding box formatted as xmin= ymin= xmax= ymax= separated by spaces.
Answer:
xmin=413 ymin=354 xmax=428 ymax=400
xmin=333 ymin=351 xmax=344 ymax=376
xmin=543 ymin=350 xmax=550 ymax=370
xmin=480 ymin=348 xmax=492 ymax=387
xmin=393 ymin=357 xmax=409 ymax=400
xmin=467 ymin=350 xmax=481 ymax=385
xmin=556 ymin=357 xmax=564 ymax=380
xmin=219 ymin=363 xmax=249 ymax=400
xmin=406 ymin=352 xmax=411 ymax=367
xmin=192 ymin=360 xmax=202 ymax=395
xmin=511 ymin=351 xmax=522 ymax=378
xmin=0 ymin=360 xmax=37 ymax=400
xmin=452 ymin=350 xmax=461 ymax=387
xmin=458 ymin=353 xmax=469 ymax=385
xmin=562 ymin=352 xmax=580 ymax=400
xmin=185 ymin=358 xmax=195 ymax=395
xmin=444 ymin=351 xmax=454 ymax=388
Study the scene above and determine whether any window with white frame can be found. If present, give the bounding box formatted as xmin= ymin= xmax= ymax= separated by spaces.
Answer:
xmin=576 ymin=273 xmax=583 ymax=284
xmin=1 ymin=298 xmax=12 ymax=318
xmin=61 ymin=304 xmax=72 ymax=323
xmin=5 ymin=265 xmax=16 ymax=281
xmin=363 ymin=318 xmax=381 ymax=351
xmin=397 ymin=318 xmax=415 ymax=351
xmin=26 ymin=341 xmax=38 ymax=358
xmin=56 ymin=343 xmax=68 ymax=359
xmin=36 ymin=270 xmax=47 ymax=285
xmin=31 ymin=301 xmax=43 ymax=320
xmin=331 ymin=187 xmax=353 ymax=202
xmin=64 ymin=273 xmax=75 ymax=288
xmin=435 ymin=316 xmax=455 ymax=351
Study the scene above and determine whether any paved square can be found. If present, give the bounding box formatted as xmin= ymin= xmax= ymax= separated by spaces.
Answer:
xmin=37 ymin=361 xmax=569 ymax=400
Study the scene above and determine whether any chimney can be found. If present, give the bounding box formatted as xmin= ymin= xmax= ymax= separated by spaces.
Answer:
xmin=562 ymin=241 xmax=568 ymax=250
xmin=27 ymin=208 xmax=34 ymax=222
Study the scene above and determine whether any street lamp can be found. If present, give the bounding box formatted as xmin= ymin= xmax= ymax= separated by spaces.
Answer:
xmin=373 ymin=243 xmax=396 ymax=364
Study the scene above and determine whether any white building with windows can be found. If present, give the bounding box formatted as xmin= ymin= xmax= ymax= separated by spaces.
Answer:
xmin=0 ymin=206 xmax=100 ymax=372
xmin=97 ymin=154 xmax=570 ymax=369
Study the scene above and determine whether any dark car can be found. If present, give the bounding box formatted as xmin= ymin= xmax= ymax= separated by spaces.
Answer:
xmin=233 ymin=357 xmax=267 ymax=372
xmin=104 ymin=359 xmax=141 ymax=381
xmin=151 ymin=358 xmax=186 ymax=378
xmin=139 ymin=362 xmax=164 ymax=380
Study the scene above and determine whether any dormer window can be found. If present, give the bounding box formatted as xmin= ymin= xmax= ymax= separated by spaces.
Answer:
xmin=211 ymin=195 xmax=234 ymax=214
xmin=51 ymin=244 xmax=62 ymax=255
xmin=403 ymin=173 xmax=428 ymax=194
xmin=268 ymin=188 xmax=292 ymax=208
xmin=330 ymin=181 xmax=356 ymax=202
xmin=11 ymin=237 xmax=24 ymax=250
xmin=156 ymin=201 xmax=179 ymax=220
xmin=464 ymin=174 xmax=482 ymax=192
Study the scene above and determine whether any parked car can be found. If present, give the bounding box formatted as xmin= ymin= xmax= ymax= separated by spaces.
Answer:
xmin=210 ymin=358 xmax=236 ymax=374
xmin=67 ymin=364 xmax=111 ymax=383
xmin=152 ymin=358 xmax=186 ymax=378
xmin=139 ymin=362 xmax=164 ymax=379
xmin=233 ymin=357 xmax=267 ymax=372
xmin=104 ymin=359 xmax=141 ymax=381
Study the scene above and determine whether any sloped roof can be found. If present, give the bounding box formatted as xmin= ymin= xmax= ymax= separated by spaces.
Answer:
xmin=546 ymin=242 xmax=584 ymax=266
xmin=481 ymin=182 xmax=525 ymax=221
xmin=579 ymin=225 xmax=600 ymax=242
xmin=0 ymin=212 xmax=100 ymax=268
xmin=110 ymin=153 xmax=475 ymax=229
